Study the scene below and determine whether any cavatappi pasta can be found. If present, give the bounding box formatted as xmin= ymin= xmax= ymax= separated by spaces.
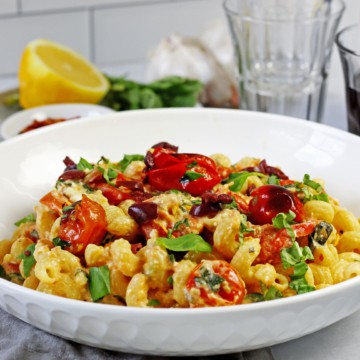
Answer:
xmin=1 ymin=142 xmax=360 ymax=308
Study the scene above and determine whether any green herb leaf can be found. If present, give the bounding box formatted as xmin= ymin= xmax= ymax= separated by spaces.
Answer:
xmin=194 ymin=267 xmax=224 ymax=292
xmin=97 ymin=166 xmax=117 ymax=184
xmin=167 ymin=218 xmax=190 ymax=238
xmin=239 ymin=215 xmax=254 ymax=243
xmin=18 ymin=243 xmax=36 ymax=277
xmin=182 ymin=171 xmax=204 ymax=182
xmin=147 ymin=299 xmax=161 ymax=307
xmin=311 ymin=193 xmax=329 ymax=202
xmin=303 ymin=174 xmax=323 ymax=192
xmin=117 ymin=154 xmax=144 ymax=173
xmin=52 ymin=237 xmax=70 ymax=249
xmin=89 ymin=266 xmax=111 ymax=302
xmin=289 ymin=277 xmax=315 ymax=294
xmin=224 ymin=171 xmax=265 ymax=192
xmin=264 ymin=285 xmax=283 ymax=300
xmin=272 ymin=211 xmax=296 ymax=241
xmin=167 ymin=276 xmax=174 ymax=285
xmin=280 ymin=242 xmax=314 ymax=269
xmin=0 ymin=265 xmax=7 ymax=279
xmin=14 ymin=213 xmax=36 ymax=227
xmin=268 ymin=174 xmax=280 ymax=185
xmin=157 ymin=234 xmax=212 ymax=253
xmin=244 ymin=293 xmax=265 ymax=303
xmin=77 ymin=157 xmax=94 ymax=170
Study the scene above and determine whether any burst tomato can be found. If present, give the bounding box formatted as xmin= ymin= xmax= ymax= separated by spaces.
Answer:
xmin=185 ymin=260 xmax=246 ymax=307
xmin=248 ymin=185 xmax=304 ymax=225
xmin=58 ymin=194 xmax=107 ymax=256
xmin=255 ymin=222 xmax=317 ymax=265
xmin=146 ymin=148 xmax=221 ymax=196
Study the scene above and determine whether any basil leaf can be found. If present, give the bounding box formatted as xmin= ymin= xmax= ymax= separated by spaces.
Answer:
xmin=264 ymin=285 xmax=283 ymax=300
xmin=14 ymin=213 xmax=36 ymax=227
xmin=272 ymin=211 xmax=296 ymax=241
xmin=244 ymin=293 xmax=265 ymax=303
xmin=268 ymin=174 xmax=280 ymax=185
xmin=167 ymin=218 xmax=190 ymax=238
xmin=280 ymin=242 xmax=313 ymax=269
xmin=311 ymin=193 xmax=329 ymax=202
xmin=289 ymin=277 xmax=315 ymax=294
xmin=303 ymin=174 xmax=323 ymax=192
xmin=157 ymin=234 xmax=212 ymax=252
xmin=225 ymin=171 xmax=265 ymax=192
xmin=195 ymin=267 xmax=224 ymax=292
xmin=0 ymin=265 xmax=6 ymax=279
xmin=97 ymin=166 xmax=117 ymax=184
xmin=107 ymin=168 xmax=118 ymax=180
xmin=147 ymin=299 xmax=161 ymax=307
xmin=52 ymin=237 xmax=70 ymax=249
xmin=182 ymin=171 xmax=204 ymax=181
xmin=77 ymin=157 xmax=94 ymax=170
xmin=117 ymin=154 xmax=144 ymax=173
xmin=18 ymin=243 xmax=36 ymax=277
xmin=89 ymin=266 xmax=111 ymax=301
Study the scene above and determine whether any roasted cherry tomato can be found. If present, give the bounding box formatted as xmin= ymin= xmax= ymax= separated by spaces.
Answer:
xmin=40 ymin=190 xmax=71 ymax=215
xmin=58 ymin=194 xmax=107 ymax=256
xmin=146 ymin=148 xmax=221 ymax=196
xmin=254 ymin=222 xmax=317 ymax=265
xmin=96 ymin=183 xmax=131 ymax=205
xmin=185 ymin=260 xmax=246 ymax=307
xmin=248 ymin=185 xmax=304 ymax=225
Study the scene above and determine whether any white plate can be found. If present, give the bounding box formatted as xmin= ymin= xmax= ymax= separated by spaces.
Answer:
xmin=0 ymin=103 xmax=116 ymax=139
xmin=0 ymin=108 xmax=360 ymax=356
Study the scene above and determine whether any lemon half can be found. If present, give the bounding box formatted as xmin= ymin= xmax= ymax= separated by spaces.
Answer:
xmin=19 ymin=39 xmax=109 ymax=109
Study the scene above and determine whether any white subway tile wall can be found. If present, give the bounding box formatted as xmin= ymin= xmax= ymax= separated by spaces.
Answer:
xmin=0 ymin=12 xmax=91 ymax=75
xmin=0 ymin=0 xmax=359 ymax=129
xmin=0 ymin=0 xmax=223 ymax=80
xmin=20 ymin=0 xmax=161 ymax=13
xmin=94 ymin=0 xmax=223 ymax=64
xmin=0 ymin=0 xmax=17 ymax=15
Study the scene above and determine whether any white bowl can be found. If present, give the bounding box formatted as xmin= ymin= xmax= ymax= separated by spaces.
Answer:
xmin=0 ymin=103 xmax=116 ymax=139
xmin=0 ymin=108 xmax=360 ymax=356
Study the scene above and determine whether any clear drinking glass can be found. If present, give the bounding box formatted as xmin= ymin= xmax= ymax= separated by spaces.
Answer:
xmin=224 ymin=0 xmax=345 ymax=121
xmin=336 ymin=24 xmax=360 ymax=136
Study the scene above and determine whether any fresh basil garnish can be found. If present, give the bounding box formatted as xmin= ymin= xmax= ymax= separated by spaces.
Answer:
xmin=224 ymin=171 xmax=265 ymax=192
xmin=14 ymin=214 xmax=36 ymax=227
xmin=272 ymin=211 xmax=296 ymax=240
xmin=117 ymin=154 xmax=144 ymax=173
xmin=264 ymin=285 xmax=283 ymax=300
xmin=18 ymin=243 xmax=36 ymax=277
xmin=52 ymin=237 xmax=70 ymax=249
xmin=303 ymin=174 xmax=323 ymax=192
xmin=77 ymin=157 xmax=94 ymax=170
xmin=147 ymin=299 xmax=161 ymax=307
xmin=89 ymin=266 xmax=111 ymax=301
xmin=181 ymin=171 xmax=204 ymax=182
xmin=157 ymin=234 xmax=212 ymax=253
xmin=194 ymin=267 xmax=224 ymax=292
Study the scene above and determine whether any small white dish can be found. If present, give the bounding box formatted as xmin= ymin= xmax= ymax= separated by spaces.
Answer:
xmin=0 ymin=103 xmax=116 ymax=139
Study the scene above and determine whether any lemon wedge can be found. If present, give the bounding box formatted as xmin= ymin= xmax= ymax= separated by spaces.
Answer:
xmin=18 ymin=39 xmax=109 ymax=109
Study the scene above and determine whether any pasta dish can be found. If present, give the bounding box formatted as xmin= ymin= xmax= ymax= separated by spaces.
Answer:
xmin=1 ymin=142 xmax=359 ymax=308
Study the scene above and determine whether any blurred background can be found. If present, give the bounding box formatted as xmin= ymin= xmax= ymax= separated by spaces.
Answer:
xmin=0 ymin=0 xmax=359 ymax=129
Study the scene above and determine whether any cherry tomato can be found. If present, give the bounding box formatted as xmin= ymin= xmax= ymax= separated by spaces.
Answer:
xmin=96 ymin=183 xmax=131 ymax=205
xmin=58 ymin=194 xmax=107 ymax=256
xmin=248 ymin=185 xmax=304 ymax=225
xmin=254 ymin=222 xmax=317 ymax=265
xmin=185 ymin=260 xmax=246 ymax=307
xmin=40 ymin=190 xmax=71 ymax=215
xmin=146 ymin=149 xmax=221 ymax=196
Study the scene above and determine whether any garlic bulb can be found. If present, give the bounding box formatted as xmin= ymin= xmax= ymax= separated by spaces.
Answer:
xmin=146 ymin=33 xmax=238 ymax=108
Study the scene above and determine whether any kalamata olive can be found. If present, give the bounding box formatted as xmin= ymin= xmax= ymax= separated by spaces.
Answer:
xmin=128 ymin=202 xmax=158 ymax=224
